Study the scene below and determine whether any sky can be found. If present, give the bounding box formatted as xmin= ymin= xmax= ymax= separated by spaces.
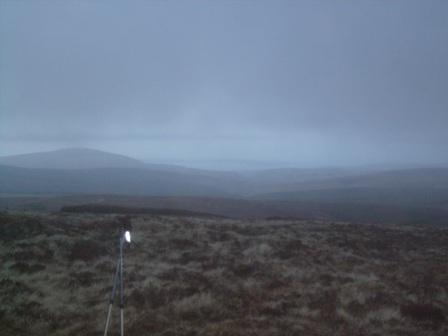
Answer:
xmin=1 ymin=0 xmax=447 ymax=168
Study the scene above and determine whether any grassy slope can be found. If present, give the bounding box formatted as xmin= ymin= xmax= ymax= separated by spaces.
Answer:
xmin=1 ymin=212 xmax=447 ymax=335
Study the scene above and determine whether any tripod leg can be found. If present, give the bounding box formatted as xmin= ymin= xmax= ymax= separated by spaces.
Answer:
xmin=103 ymin=257 xmax=121 ymax=336
xmin=120 ymin=308 xmax=124 ymax=336
xmin=120 ymin=239 xmax=124 ymax=336
xmin=103 ymin=304 xmax=113 ymax=336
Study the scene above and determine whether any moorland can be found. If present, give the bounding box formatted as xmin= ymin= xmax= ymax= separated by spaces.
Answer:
xmin=1 ymin=211 xmax=447 ymax=336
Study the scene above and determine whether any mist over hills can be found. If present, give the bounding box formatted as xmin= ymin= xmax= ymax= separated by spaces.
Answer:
xmin=0 ymin=148 xmax=355 ymax=196
xmin=0 ymin=165 xmax=237 ymax=197
xmin=257 ymin=168 xmax=448 ymax=205
xmin=0 ymin=148 xmax=246 ymax=196
xmin=0 ymin=148 xmax=147 ymax=169
xmin=1 ymin=148 xmax=448 ymax=224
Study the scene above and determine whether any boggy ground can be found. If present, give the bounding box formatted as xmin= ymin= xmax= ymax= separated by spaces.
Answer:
xmin=0 ymin=212 xmax=447 ymax=335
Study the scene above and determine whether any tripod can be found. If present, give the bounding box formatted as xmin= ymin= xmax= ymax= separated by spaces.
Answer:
xmin=103 ymin=231 xmax=130 ymax=336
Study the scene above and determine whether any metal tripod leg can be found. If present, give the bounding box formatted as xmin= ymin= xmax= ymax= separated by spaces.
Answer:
xmin=103 ymin=257 xmax=121 ymax=336
xmin=120 ymin=235 xmax=124 ymax=336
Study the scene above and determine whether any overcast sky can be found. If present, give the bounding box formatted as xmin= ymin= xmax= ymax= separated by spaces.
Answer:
xmin=1 ymin=0 xmax=447 ymax=168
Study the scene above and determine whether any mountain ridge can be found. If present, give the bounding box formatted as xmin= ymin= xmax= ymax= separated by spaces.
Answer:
xmin=1 ymin=148 xmax=448 ymax=211
xmin=0 ymin=148 xmax=146 ymax=169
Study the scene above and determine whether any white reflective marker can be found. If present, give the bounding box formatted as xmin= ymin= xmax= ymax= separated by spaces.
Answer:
xmin=125 ymin=231 xmax=131 ymax=243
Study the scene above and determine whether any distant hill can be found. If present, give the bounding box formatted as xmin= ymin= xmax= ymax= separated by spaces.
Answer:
xmin=0 ymin=165 xmax=237 ymax=197
xmin=0 ymin=148 xmax=146 ymax=169
xmin=1 ymin=149 xmax=448 ymax=217
xmin=0 ymin=148 xmax=355 ymax=196
xmin=255 ymin=168 xmax=448 ymax=207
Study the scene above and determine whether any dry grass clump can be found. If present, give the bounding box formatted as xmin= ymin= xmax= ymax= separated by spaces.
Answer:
xmin=401 ymin=303 xmax=445 ymax=325
xmin=66 ymin=239 xmax=108 ymax=262
xmin=0 ymin=212 xmax=447 ymax=335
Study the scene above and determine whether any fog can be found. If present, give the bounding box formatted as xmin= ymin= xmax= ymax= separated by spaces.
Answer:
xmin=1 ymin=0 xmax=447 ymax=168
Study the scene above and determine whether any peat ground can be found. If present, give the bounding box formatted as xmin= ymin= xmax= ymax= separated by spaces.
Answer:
xmin=0 ymin=212 xmax=447 ymax=335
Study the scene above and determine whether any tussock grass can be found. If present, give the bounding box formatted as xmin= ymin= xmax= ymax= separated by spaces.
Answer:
xmin=0 ymin=212 xmax=447 ymax=335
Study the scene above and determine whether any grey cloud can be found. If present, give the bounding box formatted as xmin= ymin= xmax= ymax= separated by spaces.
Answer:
xmin=1 ymin=0 xmax=447 ymax=166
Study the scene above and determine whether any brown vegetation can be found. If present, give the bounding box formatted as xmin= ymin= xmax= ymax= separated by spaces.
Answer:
xmin=0 ymin=212 xmax=447 ymax=335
